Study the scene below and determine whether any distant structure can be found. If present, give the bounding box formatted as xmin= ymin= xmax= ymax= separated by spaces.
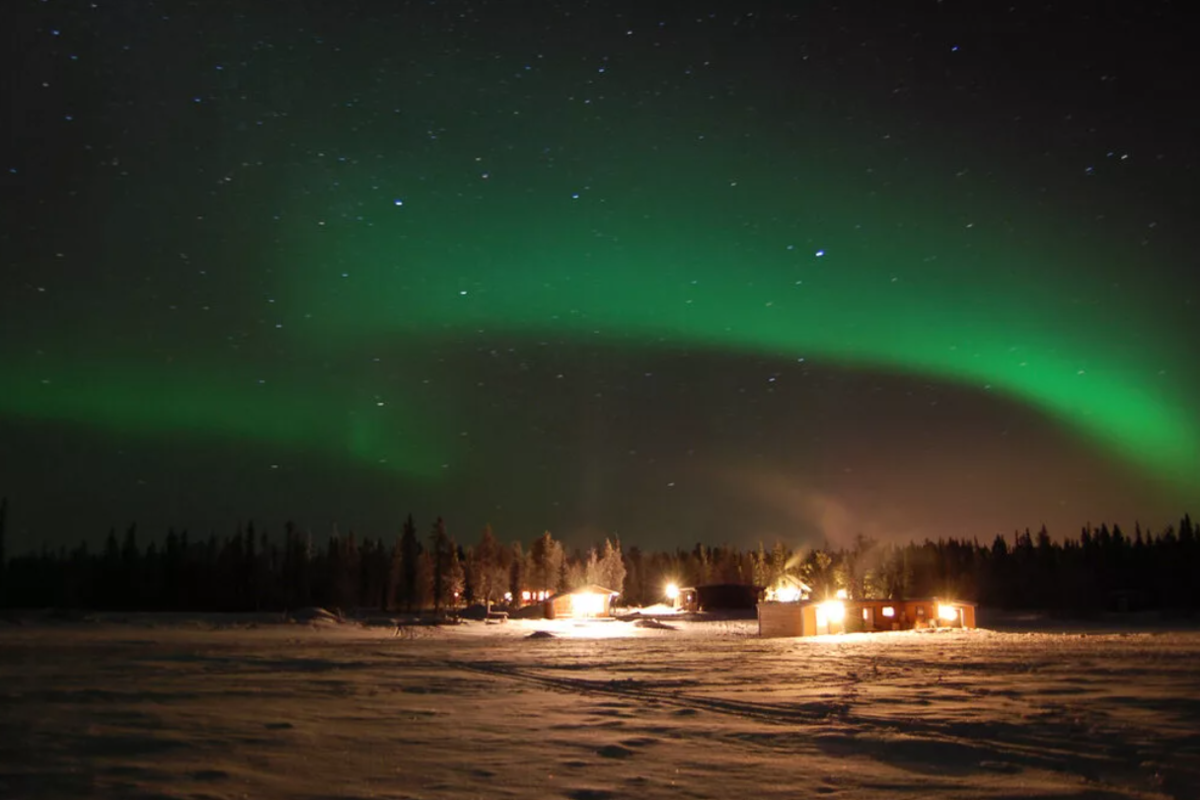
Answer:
xmin=675 ymin=583 xmax=764 ymax=613
xmin=544 ymin=584 xmax=620 ymax=619
xmin=758 ymin=597 xmax=977 ymax=638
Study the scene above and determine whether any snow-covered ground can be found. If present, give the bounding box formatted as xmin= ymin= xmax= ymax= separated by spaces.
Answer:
xmin=1 ymin=611 xmax=1197 ymax=799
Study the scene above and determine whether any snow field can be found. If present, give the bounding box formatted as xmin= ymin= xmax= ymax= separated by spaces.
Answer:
xmin=1 ymin=614 xmax=1197 ymax=799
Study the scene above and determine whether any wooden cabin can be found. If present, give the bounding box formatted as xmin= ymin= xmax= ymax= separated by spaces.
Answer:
xmin=851 ymin=598 xmax=976 ymax=632
xmin=544 ymin=584 xmax=620 ymax=619
xmin=758 ymin=597 xmax=977 ymax=638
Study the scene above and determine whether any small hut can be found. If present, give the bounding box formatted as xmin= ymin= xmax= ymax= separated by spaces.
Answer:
xmin=545 ymin=584 xmax=620 ymax=619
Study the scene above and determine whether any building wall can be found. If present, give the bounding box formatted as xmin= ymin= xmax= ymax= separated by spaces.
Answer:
xmin=546 ymin=595 xmax=571 ymax=619
xmin=758 ymin=602 xmax=844 ymax=637
xmin=760 ymin=599 xmax=976 ymax=637
xmin=852 ymin=599 xmax=978 ymax=631
xmin=545 ymin=592 xmax=613 ymax=620
xmin=960 ymin=604 xmax=976 ymax=628
xmin=758 ymin=602 xmax=808 ymax=637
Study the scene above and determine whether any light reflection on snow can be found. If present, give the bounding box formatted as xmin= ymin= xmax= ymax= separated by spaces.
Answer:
xmin=1 ymin=613 xmax=1198 ymax=798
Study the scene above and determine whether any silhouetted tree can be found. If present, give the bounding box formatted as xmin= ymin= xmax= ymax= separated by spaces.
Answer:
xmin=446 ymin=543 xmax=465 ymax=607
xmin=399 ymin=514 xmax=419 ymax=611
xmin=508 ymin=541 xmax=525 ymax=606
xmin=1 ymin=508 xmax=1198 ymax=618
xmin=429 ymin=517 xmax=451 ymax=612
xmin=472 ymin=524 xmax=504 ymax=611
xmin=528 ymin=531 xmax=564 ymax=598
xmin=0 ymin=497 xmax=8 ymax=605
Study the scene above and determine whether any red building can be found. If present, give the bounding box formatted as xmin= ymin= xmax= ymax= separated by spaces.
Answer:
xmin=758 ymin=597 xmax=976 ymax=638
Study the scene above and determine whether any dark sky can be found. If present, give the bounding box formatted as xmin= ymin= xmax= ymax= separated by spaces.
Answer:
xmin=2 ymin=0 xmax=1197 ymax=553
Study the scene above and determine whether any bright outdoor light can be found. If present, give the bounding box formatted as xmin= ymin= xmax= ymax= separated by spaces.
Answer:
xmin=817 ymin=599 xmax=846 ymax=627
xmin=835 ymin=589 xmax=848 ymax=600
xmin=571 ymin=591 xmax=606 ymax=617
xmin=774 ymin=585 xmax=801 ymax=603
xmin=665 ymin=583 xmax=680 ymax=601
xmin=937 ymin=604 xmax=958 ymax=622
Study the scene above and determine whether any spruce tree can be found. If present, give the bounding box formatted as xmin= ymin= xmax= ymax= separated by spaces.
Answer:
xmin=0 ymin=497 xmax=7 ymax=606
xmin=400 ymin=514 xmax=419 ymax=611
xmin=599 ymin=537 xmax=627 ymax=596
xmin=385 ymin=535 xmax=402 ymax=611
xmin=429 ymin=517 xmax=449 ymax=612
xmin=447 ymin=543 xmax=465 ymax=607
xmin=122 ymin=524 xmax=140 ymax=608
xmin=508 ymin=542 xmax=525 ymax=606
xmin=529 ymin=531 xmax=563 ymax=597
xmin=475 ymin=524 xmax=501 ymax=611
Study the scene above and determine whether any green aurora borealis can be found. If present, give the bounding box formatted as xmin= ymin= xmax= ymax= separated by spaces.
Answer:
xmin=2 ymin=1 xmax=1197 ymax=546
xmin=277 ymin=154 xmax=1198 ymax=486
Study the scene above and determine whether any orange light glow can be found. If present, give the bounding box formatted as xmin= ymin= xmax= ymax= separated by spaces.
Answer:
xmin=815 ymin=599 xmax=846 ymax=630
xmin=570 ymin=591 xmax=606 ymax=617
xmin=772 ymin=585 xmax=802 ymax=603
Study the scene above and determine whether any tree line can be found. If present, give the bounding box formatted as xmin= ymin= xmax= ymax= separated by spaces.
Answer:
xmin=0 ymin=507 xmax=626 ymax=614
xmin=0 ymin=499 xmax=1196 ymax=615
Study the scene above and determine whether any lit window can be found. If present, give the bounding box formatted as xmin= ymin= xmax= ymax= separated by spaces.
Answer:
xmin=862 ymin=608 xmax=869 ymax=620
xmin=916 ymin=606 xmax=925 ymax=616
xmin=521 ymin=591 xmax=531 ymax=602
xmin=882 ymin=606 xmax=895 ymax=618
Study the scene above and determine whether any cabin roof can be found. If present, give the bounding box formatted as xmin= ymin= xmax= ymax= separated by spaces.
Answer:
xmin=548 ymin=584 xmax=620 ymax=601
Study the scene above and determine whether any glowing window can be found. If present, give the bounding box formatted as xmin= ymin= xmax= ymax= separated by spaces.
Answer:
xmin=916 ymin=606 xmax=925 ymax=616
xmin=862 ymin=608 xmax=870 ymax=620
xmin=882 ymin=606 xmax=895 ymax=618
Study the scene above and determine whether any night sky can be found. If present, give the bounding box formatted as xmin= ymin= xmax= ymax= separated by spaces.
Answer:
xmin=2 ymin=1 xmax=1197 ymax=552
